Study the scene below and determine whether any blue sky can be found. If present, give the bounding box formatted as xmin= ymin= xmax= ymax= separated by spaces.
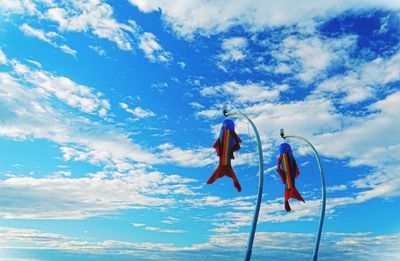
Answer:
xmin=0 ymin=0 xmax=399 ymax=260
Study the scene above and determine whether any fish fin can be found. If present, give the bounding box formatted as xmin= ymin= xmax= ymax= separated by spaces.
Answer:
xmin=277 ymin=154 xmax=285 ymax=183
xmin=285 ymin=187 xmax=305 ymax=203
xmin=285 ymin=200 xmax=291 ymax=212
xmin=207 ymin=165 xmax=223 ymax=185
xmin=294 ymin=159 xmax=300 ymax=178
xmin=223 ymin=166 xmax=241 ymax=192
xmin=213 ymin=139 xmax=221 ymax=156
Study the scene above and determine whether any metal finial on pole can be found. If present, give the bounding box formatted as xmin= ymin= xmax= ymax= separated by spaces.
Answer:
xmin=279 ymin=129 xmax=326 ymax=261
xmin=222 ymin=105 xmax=228 ymax=117
xmin=280 ymin=128 xmax=285 ymax=139
xmin=222 ymin=106 xmax=264 ymax=261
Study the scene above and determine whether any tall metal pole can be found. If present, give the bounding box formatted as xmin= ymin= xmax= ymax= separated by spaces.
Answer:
xmin=280 ymin=129 xmax=326 ymax=261
xmin=223 ymin=106 xmax=264 ymax=261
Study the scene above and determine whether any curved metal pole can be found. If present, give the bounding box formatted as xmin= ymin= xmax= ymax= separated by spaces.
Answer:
xmin=280 ymin=129 xmax=326 ymax=261
xmin=223 ymin=107 xmax=264 ymax=261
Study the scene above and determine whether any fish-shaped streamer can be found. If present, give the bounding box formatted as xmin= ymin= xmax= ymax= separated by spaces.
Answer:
xmin=207 ymin=119 xmax=242 ymax=192
xmin=276 ymin=143 xmax=305 ymax=211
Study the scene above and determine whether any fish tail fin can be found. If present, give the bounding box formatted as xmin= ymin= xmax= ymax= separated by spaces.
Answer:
xmin=285 ymin=187 xmax=305 ymax=203
xmin=207 ymin=165 xmax=223 ymax=185
xmin=223 ymin=165 xmax=241 ymax=192
xmin=284 ymin=200 xmax=291 ymax=212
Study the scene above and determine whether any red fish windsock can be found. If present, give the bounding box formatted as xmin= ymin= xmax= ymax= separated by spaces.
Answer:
xmin=207 ymin=119 xmax=242 ymax=192
xmin=276 ymin=143 xmax=305 ymax=211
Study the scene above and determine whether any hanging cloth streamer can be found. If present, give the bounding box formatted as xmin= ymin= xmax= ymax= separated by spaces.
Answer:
xmin=276 ymin=142 xmax=305 ymax=211
xmin=207 ymin=119 xmax=242 ymax=192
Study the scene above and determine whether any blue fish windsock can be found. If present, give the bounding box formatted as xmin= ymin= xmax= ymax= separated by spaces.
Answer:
xmin=207 ymin=119 xmax=242 ymax=192
xmin=276 ymin=143 xmax=305 ymax=211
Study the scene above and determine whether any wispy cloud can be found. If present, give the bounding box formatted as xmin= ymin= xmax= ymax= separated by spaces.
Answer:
xmin=157 ymin=143 xmax=215 ymax=167
xmin=19 ymin=23 xmax=77 ymax=56
xmin=0 ymin=47 xmax=8 ymax=64
xmin=0 ymin=0 xmax=37 ymax=15
xmin=120 ymin=102 xmax=155 ymax=119
xmin=0 ymin=59 xmax=157 ymax=169
xmin=45 ymin=1 xmax=136 ymax=51
xmin=313 ymin=50 xmax=400 ymax=104
xmin=19 ymin=23 xmax=54 ymax=43
xmin=89 ymin=45 xmax=107 ymax=57
xmin=143 ymin=226 xmax=187 ymax=234
xmin=217 ymin=37 xmax=248 ymax=71
xmin=12 ymin=60 xmax=109 ymax=116
xmin=313 ymin=92 xmax=400 ymax=168
xmin=139 ymin=32 xmax=172 ymax=63
xmin=129 ymin=0 xmax=400 ymax=37
xmin=0 ymin=226 xmax=398 ymax=260
xmin=44 ymin=1 xmax=172 ymax=62
xmin=200 ymin=81 xmax=287 ymax=105
xmin=4 ymin=1 xmax=173 ymax=62
xmin=25 ymin=59 xmax=42 ymax=68
xmin=59 ymin=44 xmax=77 ymax=56
xmin=271 ymin=35 xmax=357 ymax=82
xmin=0 ymin=167 xmax=199 ymax=219
xmin=161 ymin=216 xmax=180 ymax=224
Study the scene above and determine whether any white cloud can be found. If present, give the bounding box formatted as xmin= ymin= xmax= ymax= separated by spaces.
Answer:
xmin=271 ymin=35 xmax=357 ymax=82
xmin=89 ymin=45 xmax=107 ymax=57
xmin=45 ymin=2 xmax=135 ymax=51
xmin=352 ymin=166 xmax=400 ymax=203
xmin=2 ymin=62 xmax=220 ymax=172
xmin=314 ymin=50 xmax=400 ymax=104
xmin=1 ymin=226 xmax=398 ymax=260
xmin=177 ymin=61 xmax=186 ymax=69
xmin=158 ymin=143 xmax=215 ymax=167
xmin=200 ymin=81 xmax=286 ymax=104
xmin=0 ymin=0 xmax=37 ymax=15
xmin=151 ymin=82 xmax=169 ymax=91
xmin=0 ymin=48 xmax=7 ymax=64
xmin=12 ymin=61 xmax=109 ymax=116
xmin=327 ymin=184 xmax=348 ymax=193
xmin=139 ymin=32 xmax=172 ymax=63
xmin=313 ymin=92 xmax=400 ymax=168
xmin=189 ymin=102 xmax=204 ymax=109
xmin=119 ymin=102 xmax=155 ymax=119
xmin=196 ymin=108 xmax=221 ymax=118
xmin=274 ymin=63 xmax=291 ymax=74
xmin=19 ymin=23 xmax=53 ymax=43
xmin=45 ymin=1 xmax=174 ymax=62
xmin=143 ymin=226 xmax=187 ymax=234
xmin=219 ymin=37 xmax=248 ymax=62
xmin=184 ymin=195 xmax=255 ymax=210
xmin=25 ymin=59 xmax=42 ymax=68
xmin=132 ymin=223 xmax=145 ymax=227
xmin=3 ymin=1 xmax=172 ymax=62
xmin=59 ymin=44 xmax=77 ymax=56
xmin=0 ymin=167 xmax=198 ymax=219
xmin=0 ymin=64 xmax=157 ymax=169
xmin=19 ymin=23 xmax=77 ymax=56
xmin=129 ymin=0 xmax=400 ymax=38
xmin=161 ymin=216 xmax=179 ymax=224
xmin=235 ymin=98 xmax=342 ymax=138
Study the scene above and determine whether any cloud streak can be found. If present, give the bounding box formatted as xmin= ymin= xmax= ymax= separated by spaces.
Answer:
xmin=129 ymin=0 xmax=400 ymax=37
xmin=19 ymin=23 xmax=77 ymax=56
xmin=0 ymin=226 xmax=398 ymax=260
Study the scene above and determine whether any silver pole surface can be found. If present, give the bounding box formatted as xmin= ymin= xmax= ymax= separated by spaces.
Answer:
xmin=223 ymin=107 xmax=264 ymax=261
xmin=280 ymin=129 xmax=326 ymax=261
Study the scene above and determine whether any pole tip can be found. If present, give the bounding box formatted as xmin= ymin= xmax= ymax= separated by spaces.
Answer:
xmin=280 ymin=128 xmax=285 ymax=138
xmin=222 ymin=105 xmax=228 ymax=117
